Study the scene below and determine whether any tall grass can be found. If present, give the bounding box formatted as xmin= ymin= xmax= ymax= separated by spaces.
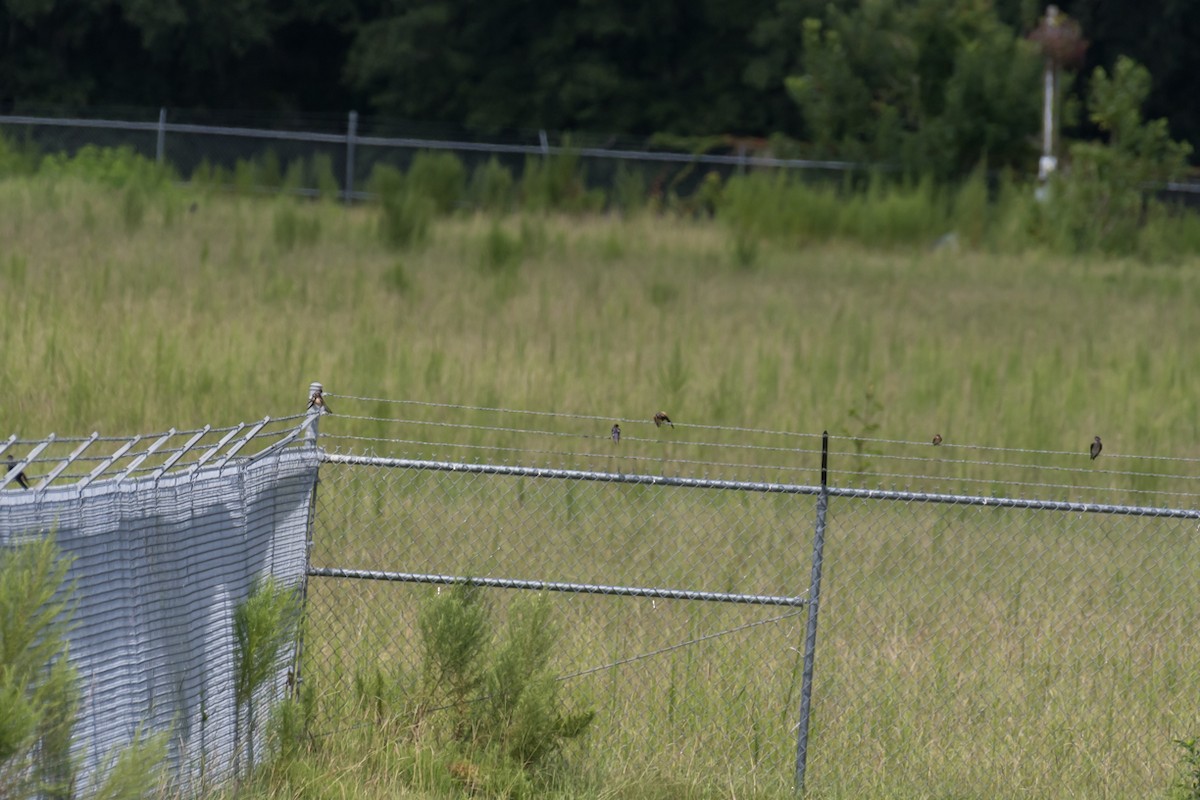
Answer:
xmin=3 ymin=171 xmax=1200 ymax=459
xmin=5 ymin=164 xmax=1200 ymax=797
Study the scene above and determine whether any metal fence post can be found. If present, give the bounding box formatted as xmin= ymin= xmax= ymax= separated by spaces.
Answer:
xmin=345 ymin=111 xmax=358 ymax=204
xmin=292 ymin=381 xmax=324 ymax=698
xmin=156 ymin=107 xmax=166 ymax=165
xmin=795 ymin=430 xmax=829 ymax=794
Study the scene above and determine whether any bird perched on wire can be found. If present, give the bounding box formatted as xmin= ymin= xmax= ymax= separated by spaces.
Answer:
xmin=6 ymin=454 xmax=29 ymax=489
xmin=1090 ymin=436 xmax=1102 ymax=460
xmin=931 ymin=433 xmax=942 ymax=446
xmin=611 ymin=424 xmax=621 ymax=444
xmin=307 ymin=387 xmax=332 ymax=414
xmin=654 ymin=411 xmax=673 ymax=428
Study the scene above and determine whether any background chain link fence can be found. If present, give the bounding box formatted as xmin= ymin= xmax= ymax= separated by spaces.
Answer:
xmin=301 ymin=394 xmax=1200 ymax=797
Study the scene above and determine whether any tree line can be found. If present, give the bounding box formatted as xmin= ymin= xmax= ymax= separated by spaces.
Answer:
xmin=2 ymin=0 xmax=1197 ymax=177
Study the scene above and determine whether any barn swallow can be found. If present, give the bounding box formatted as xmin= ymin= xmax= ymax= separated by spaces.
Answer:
xmin=931 ymin=433 xmax=942 ymax=446
xmin=654 ymin=412 xmax=673 ymax=428
xmin=611 ymin=424 xmax=621 ymax=444
xmin=307 ymin=388 xmax=332 ymax=414
xmin=1090 ymin=436 xmax=1102 ymax=460
xmin=6 ymin=455 xmax=29 ymax=489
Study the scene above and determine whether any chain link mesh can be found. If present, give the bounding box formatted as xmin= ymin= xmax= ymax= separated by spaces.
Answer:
xmin=301 ymin=397 xmax=1200 ymax=796
xmin=305 ymin=458 xmax=814 ymax=793
xmin=810 ymin=497 xmax=1200 ymax=796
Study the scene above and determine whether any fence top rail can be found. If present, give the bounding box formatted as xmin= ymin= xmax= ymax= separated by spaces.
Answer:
xmin=319 ymin=451 xmax=1200 ymax=520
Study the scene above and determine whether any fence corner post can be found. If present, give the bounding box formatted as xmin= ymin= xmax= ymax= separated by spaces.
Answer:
xmin=795 ymin=430 xmax=829 ymax=795
xmin=305 ymin=382 xmax=324 ymax=443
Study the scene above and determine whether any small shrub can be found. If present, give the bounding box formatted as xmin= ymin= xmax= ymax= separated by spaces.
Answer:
xmin=281 ymin=158 xmax=307 ymax=194
xmin=312 ymin=153 xmax=341 ymax=202
xmin=273 ymin=202 xmax=322 ymax=252
xmin=0 ymin=133 xmax=39 ymax=177
xmin=190 ymin=159 xmax=216 ymax=188
xmin=267 ymin=680 xmax=317 ymax=763
xmin=954 ymin=162 xmax=989 ymax=247
xmin=407 ymin=150 xmax=466 ymax=215
xmin=693 ymin=170 xmax=723 ymax=217
xmin=1137 ymin=204 xmax=1200 ymax=264
xmin=730 ymin=228 xmax=760 ymax=269
xmin=40 ymin=144 xmax=173 ymax=190
xmin=234 ymin=158 xmax=259 ymax=195
xmin=611 ymin=164 xmax=646 ymax=216
xmin=1173 ymin=737 xmax=1200 ymax=800
xmin=121 ymin=184 xmax=146 ymax=233
xmin=259 ymin=149 xmax=283 ymax=189
xmin=233 ymin=576 xmax=302 ymax=777
xmin=418 ymin=586 xmax=594 ymax=770
xmin=0 ymin=537 xmax=79 ymax=798
xmin=371 ymin=164 xmax=432 ymax=250
xmin=469 ymin=157 xmax=515 ymax=212
xmin=481 ymin=223 xmax=522 ymax=274
xmin=521 ymin=137 xmax=602 ymax=213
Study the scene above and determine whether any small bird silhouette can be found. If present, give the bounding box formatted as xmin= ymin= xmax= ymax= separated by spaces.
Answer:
xmin=931 ymin=433 xmax=942 ymax=446
xmin=6 ymin=455 xmax=29 ymax=489
xmin=654 ymin=411 xmax=673 ymax=428
xmin=307 ymin=388 xmax=332 ymax=414
xmin=1090 ymin=435 xmax=1102 ymax=460
xmin=611 ymin=424 xmax=621 ymax=444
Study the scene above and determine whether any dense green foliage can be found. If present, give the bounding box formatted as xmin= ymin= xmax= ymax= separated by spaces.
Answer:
xmin=3 ymin=1 xmax=1200 ymax=171
xmin=786 ymin=0 xmax=1044 ymax=177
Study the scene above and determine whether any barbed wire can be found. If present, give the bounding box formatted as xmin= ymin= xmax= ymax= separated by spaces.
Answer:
xmin=320 ymin=438 xmax=822 ymax=480
xmin=323 ymin=393 xmax=1200 ymax=465
xmin=307 ymin=395 xmax=1200 ymax=506
xmin=326 ymin=393 xmax=824 ymax=440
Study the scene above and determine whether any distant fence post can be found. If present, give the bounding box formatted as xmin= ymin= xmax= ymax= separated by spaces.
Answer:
xmin=345 ymin=111 xmax=358 ymax=204
xmin=156 ymin=107 xmax=167 ymax=165
xmin=794 ymin=430 xmax=829 ymax=794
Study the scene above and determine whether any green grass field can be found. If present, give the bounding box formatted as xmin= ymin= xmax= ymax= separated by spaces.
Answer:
xmin=4 ymin=174 xmax=1200 ymax=798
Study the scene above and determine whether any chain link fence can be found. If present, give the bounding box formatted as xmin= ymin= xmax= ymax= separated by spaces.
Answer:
xmin=305 ymin=455 xmax=815 ymax=795
xmin=0 ymin=107 xmax=858 ymax=203
xmin=301 ymin=393 xmax=1200 ymax=797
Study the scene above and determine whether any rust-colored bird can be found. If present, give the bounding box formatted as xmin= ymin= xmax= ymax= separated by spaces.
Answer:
xmin=307 ymin=388 xmax=332 ymax=414
xmin=654 ymin=411 xmax=673 ymax=428
xmin=1090 ymin=435 xmax=1102 ymax=460
xmin=6 ymin=454 xmax=29 ymax=489
xmin=931 ymin=433 xmax=942 ymax=446
xmin=611 ymin=424 xmax=621 ymax=444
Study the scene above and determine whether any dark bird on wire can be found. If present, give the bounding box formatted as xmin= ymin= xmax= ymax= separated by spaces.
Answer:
xmin=6 ymin=455 xmax=29 ymax=489
xmin=611 ymin=424 xmax=621 ymax=444
xmin=307 ymin=388 xmax=332 ymax=415
xmin=654 ymin=411 xmax=673 ymax=428
xmin=932 ymin=433 xmax=942 ymax=446
xmin=1090 ymin=435 xmax=1102 ymax=460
